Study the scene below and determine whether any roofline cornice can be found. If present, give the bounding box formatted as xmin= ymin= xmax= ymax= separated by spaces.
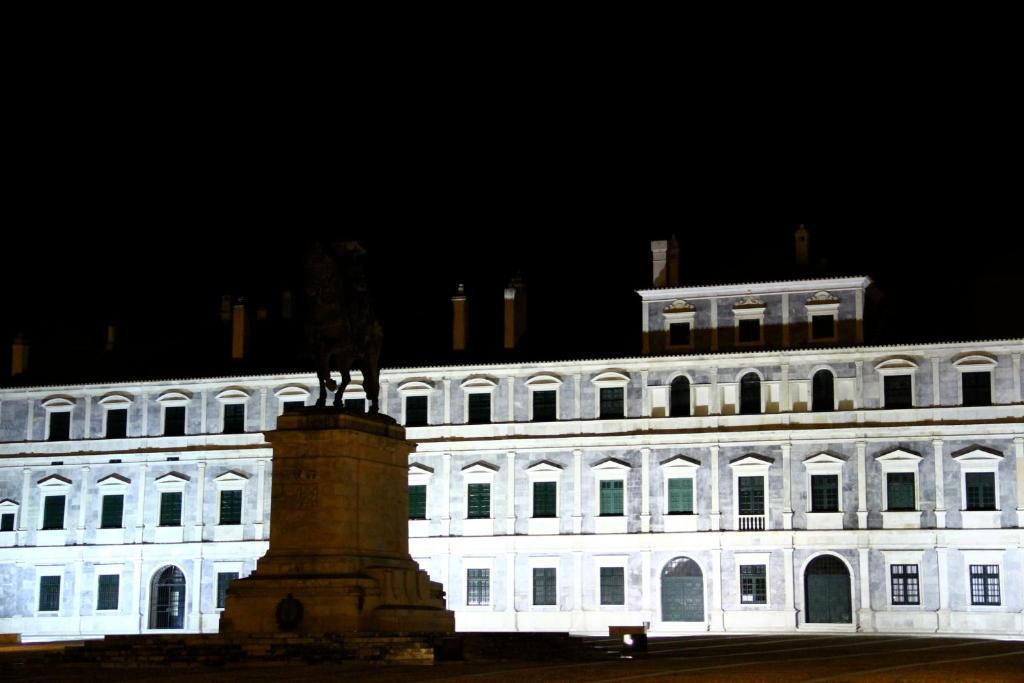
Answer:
xmin=636 ymin=276 xmax=873 ymax=300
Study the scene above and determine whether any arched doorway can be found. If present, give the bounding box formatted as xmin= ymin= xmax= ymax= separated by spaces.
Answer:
xmin=739 ymin=373 xmax=761 ymax=415
xmin=804 ymin=554 xmax=851 ymax=623
xmin=670 ymin=376 xmax=690 ymax=417
xmin=812 ymin=370 xmax=835 ymax=412
xmin=150 ymin=566 xmax=187 ymax=629
xmin=661 ymin=557 xmax=704 ymax=622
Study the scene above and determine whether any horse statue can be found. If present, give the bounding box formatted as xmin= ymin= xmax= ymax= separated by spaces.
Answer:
xmin=304 ymin=239 xmax=383 ymax=412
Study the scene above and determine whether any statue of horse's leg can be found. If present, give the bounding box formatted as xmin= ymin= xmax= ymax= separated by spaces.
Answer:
xmin=315 ymin=351 xmax=331 ymax=407
xmin=336 ymin=367 xmax=351 ymax=411
xmin=364 ymin=356 xmax=381 ymax=415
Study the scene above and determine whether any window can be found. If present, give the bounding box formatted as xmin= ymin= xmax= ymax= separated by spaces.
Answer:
xmin=811 ymin=314 xmax=835 ymax=340
xmin=42 ymin=495 xmax=66 ymax=530
xmin=48 ymin=412 xmax=71 ymax=441
xmin=810 ymin=475 xmax=839 ymax=513
xmin=408 ymin=484 xmax=427 ymax=520
xmin=740 ymin=565 xmax=767 ymax=604
xmin=0 ymin=513 xmax=13 ymax=532
xmin=100 ymin=494 xmax=124 ymax=528
xmin=405 ymin=396 xmax=428 ymax=427
xmin=38 ymin=575 xmax=61 ymax=612
xmin=216 ymin=572 xmax=239 ymax=609
xmin=533 ymin=481 xmax=556 ymax=518
xmin=219 ymin=490 xmax=242 ymax=525
xmin=969 ymin=565 xmax=1000 ymax=605
xmin=164 ymin=406 xmax=186 ymax=436
xmin=600 ymin=387 xmax=624 ymax=419
xmin=962 ymin=372 xmax=992 ymax=407
xmin=886 ymin=472 xmax=916 ymax=511
xmin=738 ymin=319 xmax=760 ymax=344
xmin=883 ymin=375 xmax=912 ymax=409
xmin=97 ymin=574 xmax=120 ymax=611
xmin=890 ymin=564 xmax=919 ymax=605
xmin=599 ymin=567 xmax=625 ymax=605
xmin=342 ymin=397 xmax=366 ymax=413
xmin=466 ymin=568 xmax=490 ymax=606
xmin=667 ymin=478 xmax=693 ymax=514
xmin=533 ymin=568 xmax=556 ymax=606
xmin=532 ymin=390 xmax=556 ymax=422
xmin=467 ymin=483 xmax=490 ymax=519
xmin=669 ymin=322 xmax=691 ymax=347
xmin=468 ymin=393 xmax=491 ymax=424
xmin=105 ymin=408 xmax=128 ymax=438
xmin=223 ymin=403 xmax=245 ymax=434
xmin=599 ymin=480 xmax=624 ymax=516
xmin=812 ymin=370 xmax=835 ymax=412
xmin=159 ymin=491 xmax=182 ymax=527
xmin=283 ymin=400 xmax=305 ymax=413
xmin=739 ymin=373 xmax=761 ymax=415
xmin=738 ymin=476 xmax=764 ymax=515
xmin=964 ymin=472 xmax=996 ymax=511
xmin=670 ymin=376 xmax=690 ymax=417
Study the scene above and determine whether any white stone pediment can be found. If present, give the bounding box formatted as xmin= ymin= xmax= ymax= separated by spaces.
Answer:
xmin=41 ymin=396 xmax=75 ymax=408
xmin=875 ymin=448 xmax=922 ymax=463
xmin=664 ymin=299 xmax=696 ymax=314
xmin=98 ymin=393 xmax=133 ymax=406
xmin=409 ymin=463 xmax=435 ymax=476
xmin=952 ymin=354 xmax=998 ymax=370
xmin=157 ymin=390 xmax=192 ymax=404
xmin=398 ymin=380 xmax=434 ymax=393
xmin=526 ymin=460 xmax=564 ymax=473
xmin=591 ymin=457 xmax=631 ymax=471
xmin=155 ymin=471 xmax=190 ymax=485
xmin=806 ymin=290 xmax=840 ymax=305
xmin=461 ymin=377 xmax=498 ymax=390
xmin=591 ymin=371 xmax=630 ymax=386
xmin=525 ymin=374 xmax=563 ymax=388
xmin=275 ymin=385 xmax=312 ymax=399
xmin=462 ymin=461 xmax=499 ymax=474
xmin=97 ymin=474 xmax=131 ymax=487
xmin=0 ymin=498 xmax=20 ymax=509
xmin=729 ymin=454 xmax=774 ymax=470
xmin=216 ymin=388 xmax=251 ymax=402
xmin=659 ymin=455 xmax=700 ymax=471
xmin=733 ymin=295 xmax=766 ymax=309
xmin=215 ymin=470 xmax=250 ymax=483
xmin=874 ymin=358 xmax=919 ymax=373
xmin=951 ymin=446 xmax=1003 ymax=462
xmin=804 ymin=452 xmax=846 ymax=466
xmin=37 ymin=474 xmax=72 ymax=488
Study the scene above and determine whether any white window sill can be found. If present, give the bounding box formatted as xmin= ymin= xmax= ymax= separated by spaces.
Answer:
xmin=663 ymin=514 xmax=698 ymax=532
xmin=595 ymin=516 xmax=627 ymax=534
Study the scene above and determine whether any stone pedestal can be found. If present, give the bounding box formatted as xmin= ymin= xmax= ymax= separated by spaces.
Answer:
xmin=220 ymin=410 xmax=454 ymax=635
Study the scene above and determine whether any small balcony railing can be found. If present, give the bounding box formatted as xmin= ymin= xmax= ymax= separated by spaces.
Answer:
xmin=738 ymin=514 xmax=765 ymax=531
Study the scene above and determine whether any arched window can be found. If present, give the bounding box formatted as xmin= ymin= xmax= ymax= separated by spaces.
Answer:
xmin=812 ymin=370 xmax=835 ymax=412
xmin=739 ymin=373 xmax=761 ymax=415
xmin=150 ymin=566 xmax=186 ymax=629
xmin=670 ymin=376 xmax=690 ymax=417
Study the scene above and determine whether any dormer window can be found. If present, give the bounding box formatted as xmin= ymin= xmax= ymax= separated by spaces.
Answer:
xmin=664 ymin=299 xmax=696 ymax=351
xmin=733 ymin=296 xmax=766 ymax=346
xmin=42 ymin=397 xmax=75 ymax=441
xmin=876 ymin=359 xmax=918 ymax=410
xmin=398 ymin=381 xmax=433 ymax=427
xmin=953 ymin=355 xmax=997 ymax=407
xmin=592 ymin=372 xmax=630 ymax=419
xmin=526 ymin=375 xmax=562 ymax=422
xmin=157 ymin=391 xmax=191 ymax=436
xmin=461 ymin=377 xmax=497 ymax=424
xmin=216 ymin=389 xmax=250 ymax=434
xmin=805 ymin=291 xmax=840 ymax=342
xmin=99 ymin=394 xmax=132 ymax=439
xmin=275 ymin=386 xmax=311 ymax=415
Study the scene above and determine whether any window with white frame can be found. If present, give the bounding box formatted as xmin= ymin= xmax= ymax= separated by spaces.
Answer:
xmin=461 ymin=377 xmax=497 ymax=424
xmin=408 ymin=463 xmax=434 ymax=520
xmin=216 ymin=388 xmax=250 ymax=434
xmin=97 ymin=474 xmax=130 ymax=528
xmin=729 ymin=455 xmax=772 ymax=531
xmin=0 ymin=499 xmax=20 ymax=532
xmin=42 ymin=397 xmax=74 ymax=441
xmin=95 ymin=566 xmax=123 ymax=611
xmin=99 ymin=394 xmax=132 ymax=438
xmin=803 ymin=453 xmax=844 ymax=513
xmin=37 ymin=568 xmax=63 ymax=613
xmin=963 ymin=551 xmax=1003 ymax=607
xmin=875 ymin=359 xmax=918 ymax=409
xmin=340 ymin=383 xmax=368 ymax=413
xmin=660 ymin=455 xmax=699 ymax=515
xmin=592 ymin=371 xmax=630 ymax=419
xmin=953 ymin=355 xmax=997 ymax=407
xmin=882 ymin=550 xmax=923 ymax=607
xmin=876 ymin=449 xmax=922 ymax=512
xmin=462 ymin=461 xmax=498 ymax=519
xmin=527 ymin=461 xmax=562 ymax=518
xmin=526 ymin=375 xmax=562 ymax=422
xmin=664 ymin=299 xmax=696 ymax=350
xmin=398 ymin=381 xmax=433 ymax=427
xmin=953 ymin=446 xmax=1002 ymax=512
xmin=37 ymin=475 xmax=71 ymax=530
xmin=214 ymin=561 xmax=245 ymax=609
xmin=157 ymin=391 xmax=191 ymax=436
xmin=274 ymin=385 xmax=311 ymax=415
xmin=592 ymin=458 xmax=630 ymax=517
xmin=463 ymin=557 xmax=494 ymax=607
xmin=805 ymin=291 xmax=840 ymax=342
xmin=155 ymin=472 xmax=189 ymax=527
xmin=529 ymin=557 xmax=559 ymax=607
xmin=596 ymin=557 xmax=628 ymax=607
xmin=215 ymin=470 xmax=249 ymax=525
xmin=733 ymin=296 xmax=766 ymax=345
xmin=735 ymin=552 xmax=770 ymax=605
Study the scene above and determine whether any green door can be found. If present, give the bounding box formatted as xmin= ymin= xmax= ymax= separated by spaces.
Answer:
xmin=661 ymin=557 xmax=704 ymax=622
xmin=805 ymin=555 xmax=851 ymax=624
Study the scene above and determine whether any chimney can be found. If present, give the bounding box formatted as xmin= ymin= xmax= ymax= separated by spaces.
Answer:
xmin=795 ymin=224 xmax=810 ymax=267
xmin=11 ymin=333 xmax=29 ymax=377
xmin=451 ymin=284 xmax=467 ymax=352
xmin=504 ymin=276 xmax=527 ymax=350
xmin=231 ymin=297 xmax=248 ymax=360
xmin=105 ymin=325 xmax=116 ymax=352
xmin=651 ymin=240 xmax=668 ymax=287
xmin=667 ymin=235 xmax=680 ymax=286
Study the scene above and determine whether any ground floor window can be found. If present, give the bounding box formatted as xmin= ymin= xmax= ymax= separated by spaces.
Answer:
xmin=969 ymin=565 xmax=1000 ymax=605
xmin=216 ymin=572 xmax=239 ymax=609
xmin=408 ymin=484 xmax=427 ymax=519
xmin=466 ymin=568 xmax=490 ymax=606
xmin=533 ymin=568 xmax=556 ymax=606
xmin=889 ymin=564 xmax=919 ymax=605
xmin=600 ymin=567 xmax=625 ymax=605
xmin=740 ymin=565 xmax=767 ymax=604
xmin=97 ymin=574 xmax=120 ymax=610
xmin=38 ymin=575 xmax=61 ymax=612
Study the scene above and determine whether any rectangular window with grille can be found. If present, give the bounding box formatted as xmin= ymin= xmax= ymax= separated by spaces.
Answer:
xmin=533 ymin=568 xmax=557 ymax=606
xmin=962 ymin=371 xmax=992 ymax=407
xmin=599 ymin=387 xmax=624 ymax=419
xmin=38 ymin=575 xmax=61 ymax=612
xmin=106 ymin=408 xmax=128 ymax=438
xmin=217 ymin=572 xmax=239 ymax=609
xmin=466 ymin=568 xmax=490 ymax=606
xmin=969 ymin=564 xmax=1000 ymax=605
xmin=467 ymin=483 xmax=490 ymax=519
xmin=48 ymin=412 xmax=71 ymax=441
xmin=42 ymin=495 xmax=66 ymax=530
xmin=965 ymin=472 xmax=996 ymax=511
xmin=883 ymin=375 xmax=913 ymax=409
xmin=669 ymin=322 xmax=691 ymax=346
xmin=532 ymin=390 xmax=556 ymax=422
xmin=600 ymin=567 xmax=625 ymax=605
xmin=886 ymin=472 xmax=916 ymax=511
xmin=100 ymin=494 xmax=124 ymax=529
xmin=164 ymin=406 xmax=186 ymax=436
xmin=890 ymin=564 xmax=919 ymax=605
xmin=223 ymin=403 xmax=245 ymax=434
xmin=667 ymin=478 xmax=693 ymax=514
xmin=220 ymin=490 xmax=242 ymax=525
xmin=468 ymin=393 xmax=491 ymax=424
xmin=408 ymin=484 xmax=427 ymax=519
xmin=740 ymin=565 xmax=767 ymax=604
xmin=405 ymin=396 xmax=428 ymax=426
xmin=599 ymin=480 xmax=624 ymax=516
xmin=533 ymin=481 xmax=557 ymax=518
xmin=0 ymin=513 xmax=13 ymax=532
xmin=810 ymin=475 xmax=839 ymax=512
xmin=159 ymin=491 xmax=182 ymax=527
xmin=738 ymin=476 xmax=764 ymax=515
xmin=97 ymin=574 xmax=119 ymax=611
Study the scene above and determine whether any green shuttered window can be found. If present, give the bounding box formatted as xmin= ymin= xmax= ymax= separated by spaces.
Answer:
xmin=740 ymin=565 xmax=767 ymax=604
xmin=408 ymin=484 xmax=427 ymax=520
xmin=220 ymin=490 xmax=242 ymax=525
xmin=42 ymin=495 xmax=66 ymax=530
xmin=667 ymin=478 xmax=693 ymax=514
xmin=965 ymin=472 xmax=996 ymax=511
xmin=97 ymin=574 xmax=120 ymax=611
xmin=810 ymin=475 xmax=839 ymax=513
xmin=159 ymin=491 xmax=182 ymax=527
xmin=600 ymin=567 xmax=625 ymax=605
xmin=738 ymin=477 xmax=764 ymax=515
xmin=599 ymin=388 xmax=624 ymax=419
xmin=599 ymin=480 xmax=624 ymax=516
xmin=39 ymin=575 xmax=61 ymax=611
xmin=100 ymin=494 xmax=124 ymax=528
xmin=886 ymin=472 xmax=915 ymax=511
xmin=533 ymin=481 xmax=557 ymax=518
xmin=217 ymin=572 xmax=239 ymax=609
xmin=533 ymin=568 xmax=556 ymax=606
xmin=467 ymin=483 xmax=490 ymax=519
